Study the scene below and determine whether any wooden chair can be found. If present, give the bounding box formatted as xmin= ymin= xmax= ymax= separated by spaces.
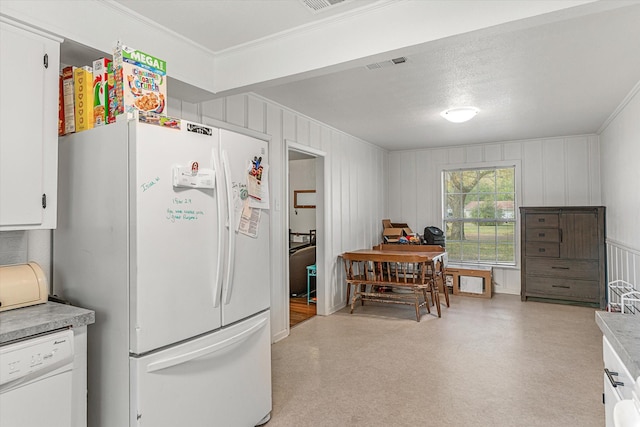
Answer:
xmin=342 ymin=252 xmax=434 ymax=321
xmin=374 ymin=244 xmax=450 ymax=310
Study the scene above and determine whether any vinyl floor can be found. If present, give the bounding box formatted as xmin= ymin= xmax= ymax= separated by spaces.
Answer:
xmin=269 ymin=294 xmax=604 ymax=427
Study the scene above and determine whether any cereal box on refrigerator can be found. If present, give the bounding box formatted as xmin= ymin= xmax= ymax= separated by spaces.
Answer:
xmin=92 ymin=57 xmax=111 ymax=126
xmin=114 ymin=42 xmax=167 ymax=118
xmin=62 ymin=66 xmax=76 ymax=134
xmin=58 ymin=74 xmax=64 ymax=136
xmin=74 ymin=66 xmax=94 ymax=132
xmin=106 ymin=61 xmax=117 ymax=124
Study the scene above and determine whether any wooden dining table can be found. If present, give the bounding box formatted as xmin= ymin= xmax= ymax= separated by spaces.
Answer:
xmin=340 ymin=248 xmax=448 ymax=319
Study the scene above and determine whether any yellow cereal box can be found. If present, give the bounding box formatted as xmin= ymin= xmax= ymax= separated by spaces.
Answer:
xmin=74 ymin=66 xmax=94 ymax=132
xmin=92 ymin=58 xmax=111 ymax=127
xmin=114 ymin=43 xmax=167 ymax=118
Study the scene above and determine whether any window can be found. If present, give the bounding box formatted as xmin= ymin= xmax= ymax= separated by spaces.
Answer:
xmin=443 ymin=167 xmax=516 ymax=264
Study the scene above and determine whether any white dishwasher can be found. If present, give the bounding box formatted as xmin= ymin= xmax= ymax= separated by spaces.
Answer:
xmin=0 ymin=329 xmax=74 ymax=427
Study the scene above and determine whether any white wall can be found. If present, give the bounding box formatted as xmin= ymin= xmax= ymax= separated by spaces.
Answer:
xmin=600 ymin=84 xmax=640 ymax=288
xmin=289 ymin=159 xmax=316 ymax=235
xmin=387 ymin=134 xmax=601 ymax=295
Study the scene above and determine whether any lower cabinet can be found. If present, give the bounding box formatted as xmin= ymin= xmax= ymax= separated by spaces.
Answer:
xmin=602 ymin=336 xmax=636 ymax=427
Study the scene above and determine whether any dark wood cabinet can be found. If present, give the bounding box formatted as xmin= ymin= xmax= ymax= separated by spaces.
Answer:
xmin=520 ymin=206 xmax=606 ymax=308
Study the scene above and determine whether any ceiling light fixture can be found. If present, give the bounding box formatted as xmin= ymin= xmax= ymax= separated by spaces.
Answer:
xmin=440 ymin=107 xmax=479 ymax=123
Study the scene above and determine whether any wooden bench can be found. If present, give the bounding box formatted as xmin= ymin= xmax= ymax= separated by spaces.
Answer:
xmin=341 ymin=249 xmax=446 ymax=321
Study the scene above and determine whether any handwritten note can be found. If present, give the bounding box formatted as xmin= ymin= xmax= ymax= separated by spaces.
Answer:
xmin=141 ymin=177 xmax=160 ymax=192
xmin=166 ymin=197 xmax=205 ymax=223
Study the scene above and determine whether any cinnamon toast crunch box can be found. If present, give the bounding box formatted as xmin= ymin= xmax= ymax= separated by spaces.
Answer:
xmin=114 ymin=43 xmax=167 ymax=118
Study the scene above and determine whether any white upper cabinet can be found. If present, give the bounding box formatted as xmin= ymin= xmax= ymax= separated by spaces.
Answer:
xmin=0 ymin=19 xmax=61 ymax=230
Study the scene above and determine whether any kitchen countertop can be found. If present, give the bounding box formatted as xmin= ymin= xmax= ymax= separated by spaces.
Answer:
xmin=595 ymin=311 xmax=640 ymax=380
xmin=0 ymin=301 xmax=95 ymax=345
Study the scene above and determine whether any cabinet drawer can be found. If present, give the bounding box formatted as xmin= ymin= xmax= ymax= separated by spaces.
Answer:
xmin=525 ymin=228 xmax=560 ymax=242
xmin=525 ymin=258 xmax=599 ymax=280
xmin=525 ymin=214 xmax=559 ymax=228
xmin=525 ymin=276 xmax=599 ymax=300
xmin=525 ymin=242 xmax=559 ymax=257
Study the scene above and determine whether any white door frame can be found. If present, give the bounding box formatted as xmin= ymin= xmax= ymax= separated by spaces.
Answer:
xmin=285 ymin=141 xmax=327 ymax=333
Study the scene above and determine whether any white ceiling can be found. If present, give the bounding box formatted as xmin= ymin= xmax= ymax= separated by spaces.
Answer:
xmin=112 ymin=0 xmax=640 ymax=151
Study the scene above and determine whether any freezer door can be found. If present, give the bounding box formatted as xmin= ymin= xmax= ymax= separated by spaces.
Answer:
xmin=131 ymin=121 xmax=223 ymax=354
xmin=219 ymin=129 xmax=271 ymax=325
xmin=130 ymin=310 xmax=272 ymax=427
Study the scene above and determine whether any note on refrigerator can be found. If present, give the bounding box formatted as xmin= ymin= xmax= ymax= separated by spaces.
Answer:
xmin=248 ymin=163 xmax=270 ymax=210
xmin=238 ymin=201 xmax=261 ymax=238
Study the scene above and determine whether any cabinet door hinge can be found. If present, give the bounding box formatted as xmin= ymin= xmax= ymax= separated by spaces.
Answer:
xmin=602 ymin=393 xmax=605 ymax=404
xmin=42 ymin=194 xmax=47 ymax=209
xmin=43 ymin=53 xmax=49 ymax=69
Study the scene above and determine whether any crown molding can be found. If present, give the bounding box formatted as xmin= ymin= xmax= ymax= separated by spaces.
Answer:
xmin=597 ymin=78 xmax=640 ymax=135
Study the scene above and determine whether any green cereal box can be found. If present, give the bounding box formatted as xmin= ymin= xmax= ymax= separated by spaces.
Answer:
xmin=114 ymin=42 xmax=167 ymax=118
xmin=107 ymin=61 xmax=117 ymax=124
xmin=92 ymin=58 xmax=111 ymax=126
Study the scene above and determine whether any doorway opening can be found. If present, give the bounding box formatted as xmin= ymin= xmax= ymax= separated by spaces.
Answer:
xmin=286 ymin=143 xmax=325 ymax=328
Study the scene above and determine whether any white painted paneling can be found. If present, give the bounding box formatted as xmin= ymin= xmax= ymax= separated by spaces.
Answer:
xmin=201 ymin=98 xmax=225 ymax=122
xmin=265 ymin=103 xmax=286 ymax=341
xmin=565 ymin=136 xmax=590 ymax=205
xmin=282 ymin=111 xmax=296 ymax=141
xmin=588 ymin=137 xmax=601 ymax=206
xmin=415 ymin=150 xmax=431 ymax=233
xmin=180 ymin=100 xmax=200 ymax=123
xmin=485 ymin=144 xmax=503 ymax=162
xmin=296 ymin=117 xmax=310 ymax=145
xmin=542 ymin=139 xmax=566 ymax=206
xmin=504 ymin=142 xmax=522 ymax=160
xmin=387 ymin=153 xmax=402 ymax=221
xmin=320 ymin=127 xmax=331 ymax=153
xmin=600 ymin=86 xmax=640 ymax=250
xmin=310 ymin=122 xmax=321 ymax=151
xmin=521 ymin=141 xmax=544 ymax=206
xmin=449 ymin=147 xmax=465 ymax=164
xmin=330 ymin=137 xmax=343 ymax=259
xmin=399 ymin=151 xmax=418 ymax=230
xmin=466 ymin=145 xmax=484 ymax=163
xmin=247 ymin=96 xmax=265 ymax=133
xmin=226 ymin=94 xmax=246 ymax=127
xmin=348 ymin=142 xmax=359 ymax=248
xmin=167 ymin=97 xmax=182 ymax=118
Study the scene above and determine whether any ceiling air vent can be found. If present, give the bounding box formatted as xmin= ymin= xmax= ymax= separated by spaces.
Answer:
xmin=301 ymin=0 xmax=348 ymax=12
xmin=365 ymin=57 xmax=408 ymax=70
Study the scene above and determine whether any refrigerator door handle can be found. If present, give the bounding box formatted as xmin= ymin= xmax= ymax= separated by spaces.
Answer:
xmin=145 ymin=317 xmax=267 ymax=373
xmin=222 ymin=150 xmax=236 ymax=305
xmin=212 ymin=147 xmax=223 ymax=308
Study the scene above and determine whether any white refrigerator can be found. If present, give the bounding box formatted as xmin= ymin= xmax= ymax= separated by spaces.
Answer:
xmin=54 ymin=115 xmax=272 ymax=427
